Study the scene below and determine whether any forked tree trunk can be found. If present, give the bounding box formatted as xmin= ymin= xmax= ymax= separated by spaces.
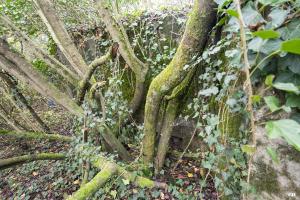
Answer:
xmin=96 ymin=0 xmax=148 ymax=113
xmin=142 ymin=0 xmax=217 ymax=164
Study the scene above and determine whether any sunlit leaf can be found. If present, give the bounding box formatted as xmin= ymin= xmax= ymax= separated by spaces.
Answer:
xmin=252 ymin=30 xmax=280 ymax=39
xmin=266 ymin=119 xmax=300 ymax=151
xmin=265 ymin=74 xmax=275 ymax=86
xmin=264 ymin=96 xmax=281 ymax=112
xmin=281 ymin=39 xmax=300 ymax=55
xmin=226 ymin=9 xmax=239 ymax=18
xmin=273 ymin=82 xmax=300 ymax=94
xmin=241 ymin=145 xmax=256 ymax=155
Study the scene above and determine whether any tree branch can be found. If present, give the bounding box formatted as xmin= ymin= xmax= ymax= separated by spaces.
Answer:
xmin=0 ymin=14 xmax=80 ymax=86
xmin=96 ymin=0 xmax=148 ymax=113
xmin=0 ymin=153 xmax=66 ymax=170
xmin=76 ymin=47 xmax=112 ymax=105
xmin=0 ymin=129 xmax=72 ymax=142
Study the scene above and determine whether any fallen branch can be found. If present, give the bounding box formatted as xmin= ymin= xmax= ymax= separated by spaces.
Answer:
xmin=93 ymin=156 xmax=167 ymax=189
xmin=0 ymin=153 xmax=65 ymax=170
xmin=0 ymin=129 xmax=72 ymax=142
xmin=67 ymin=162 xmax=117 ymax=200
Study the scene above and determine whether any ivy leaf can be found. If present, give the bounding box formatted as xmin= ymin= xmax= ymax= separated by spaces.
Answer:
xmin=242 ymin=2 xmax=265 ymax=27
xmin=110 ymin=190 xmax=117 ymax=198
xmin=264 ymin=96 xmax=281 ymax=112
xmin=273 ymin=82 xmax=300 ymax=94
xmin=281 ymin=39 xmax=300 ymax=55
xmin=265 ymin=74 xmax=275 ymax=86
xmin=122 ymin=179 xmax=130 ymax=185
xmin=266 ymin=147 xmax=280 ymax=164
xmin=241 ymin=145 xmax=256 ymax=155
xmin=252 ymin=95 xmax=261 ymax=104
xmin=226 ymin=9 xmax=239 ymax=18
xmin=252 ymin=30 xmax=280 ymax=39
xmin=266 ymin=119 xmax=300 ymax=151
xmin=286 ymin=94 xmax=300 ymax=108
xmin=268 ymin=8 xmax=289 ymax=28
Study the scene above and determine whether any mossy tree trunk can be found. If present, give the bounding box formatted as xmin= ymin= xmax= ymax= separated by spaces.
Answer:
xmin=142 ymin=0 xmax=217 ymax=165
xmin=0 ymin=129 xmax=72 ymax=142
xmin=0 ymin=153 xmax=66 ymax=170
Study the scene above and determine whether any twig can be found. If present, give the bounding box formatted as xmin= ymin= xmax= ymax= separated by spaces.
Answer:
xmin=233 ymin=0 xmax=257 ymax=186
xmin=172 ymin=124 xmax=198 ymax=171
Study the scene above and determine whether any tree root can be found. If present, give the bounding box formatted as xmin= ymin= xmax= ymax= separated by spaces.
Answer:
xmin=0 ymin=153 xmax=65 ymax=170
xmin=0 ymin=129 xmax=72 ymax=142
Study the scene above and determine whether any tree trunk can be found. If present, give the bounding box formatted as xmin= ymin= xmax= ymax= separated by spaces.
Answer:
xmin=96 ymin=0 xmax=148 ymax=113
xmin=0 ymin=71 xmax=50 ymax=132
xmin=0 ymin=39 xmax=83 ymax=117
xmin=142 ymin=0 xmax=217 ymax=164
xmin=33 ymin=0 xmax=88 ymax=77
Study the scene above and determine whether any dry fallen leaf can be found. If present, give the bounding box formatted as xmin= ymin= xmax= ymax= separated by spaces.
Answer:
xmin=32 ymin=171 xmax=38 ymax=176
xmin=73 ymin=179 xmax=80 ymax=185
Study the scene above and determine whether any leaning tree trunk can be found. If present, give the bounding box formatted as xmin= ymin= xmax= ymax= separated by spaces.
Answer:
xmin=33 ymin=0 xmax=88 ymax=77
xmin=0 ymin=71 xmax=50 ymax=132
xmin=142 ymin=0 xmax=217 ymax=164
xmin=0 ymin=39 xmax=83 ymax=116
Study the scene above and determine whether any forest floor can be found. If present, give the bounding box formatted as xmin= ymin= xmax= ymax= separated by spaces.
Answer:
xmin=0 ymin=102 xmax=217 ymax=199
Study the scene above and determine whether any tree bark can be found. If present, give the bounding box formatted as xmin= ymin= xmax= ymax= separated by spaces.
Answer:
xmin=142 ymin=0 xmax=217 ymax=164
xmin=0 ymin=71 xmax=50 ymax=132
xmin=0 ymin=153 xmax=65 ymax=170
xmin=155 ymin=98 xmax=179 ymax=171
xmin=0 ymin=39 xmax=83 ymax=117
xmin=33 ymin=0 xmax=88 ymax=77
xmin=0 ymin=109 xmax=23 ymax=132
xmin=0 ymin=14 xmax=80 ymax=86
xmin=93 ymin=156 xmax=167 ymax=189
xmin=67 ymin=163 xmax=117 ymax=200
xmin=96 ymin=0 xmax=148 ymax=113
xmin=0 ymin=129 xmax=72 ymax=142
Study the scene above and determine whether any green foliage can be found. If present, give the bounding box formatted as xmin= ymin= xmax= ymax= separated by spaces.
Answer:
xmin=264 ymin=96 xmax=281 ymax=112
xmin=252 ymin=30 xmax=280 ymax=39
xmin=266 ymin=119 xmax=300 ymax=150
